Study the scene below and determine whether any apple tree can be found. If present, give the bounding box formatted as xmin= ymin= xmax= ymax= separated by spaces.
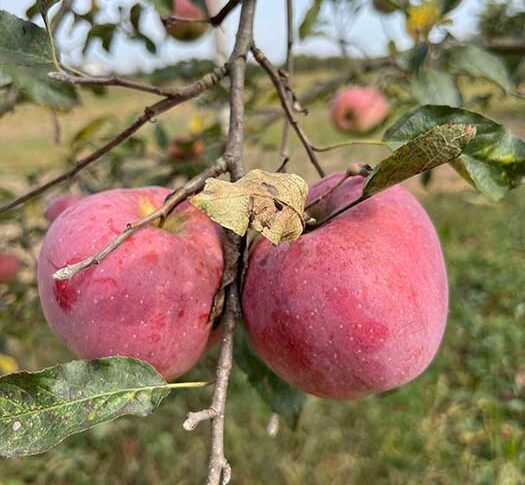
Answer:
xmin=0 ymin=1 xmax=524 ymax=483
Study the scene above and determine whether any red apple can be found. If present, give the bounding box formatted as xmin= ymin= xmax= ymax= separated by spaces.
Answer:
xmin=44 ymin=194 xmax=83 ymax=223
xmin=166 ymin=0 xmax=209 ymax=42
xmin=0 ymin=253 xmax=20 ymax=283
xmin=331 ymin=86 xmax=389 ymax=134
xmin=37 ymin=187 xmax=224 ymax=380
xmin=242 ymin=173 xmax=448 ymax=400
xmin=168 ymin=135 xmax=205 ymax=163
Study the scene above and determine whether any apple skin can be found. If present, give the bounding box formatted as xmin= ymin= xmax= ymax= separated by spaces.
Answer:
xmin=37 ymin=187 xmax=224 ymax=380
xmin=167 ymin=0 xmax=209 ymax=42
xmin=0 ymin=253 xmax=20 ymax=283
xmin=242 ymin=173 xmax=448 ymax=400
xmin=331 ymin=86 xmax=389 ymax=134
xmin=44 ymin=195 xmax=83 ymax=223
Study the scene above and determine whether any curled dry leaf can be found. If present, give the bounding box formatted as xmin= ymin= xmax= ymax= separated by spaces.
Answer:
xmin=190 ymin=169 xmax=308 ymax=244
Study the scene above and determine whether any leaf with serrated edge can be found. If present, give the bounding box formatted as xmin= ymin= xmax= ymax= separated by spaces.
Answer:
xmin=0 ymin=357 xmax=174 ymax=457
xmin=190 ymin=169 xmax=308 ymax=245
xmin=365 ymin=123 xmax=476 ymax=197
xmin=383 ymin=105 xmax=525 ymax=200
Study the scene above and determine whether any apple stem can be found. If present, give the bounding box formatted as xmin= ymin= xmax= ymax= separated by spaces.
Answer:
xmin=305 ymin=163 xmax=372 ymax=213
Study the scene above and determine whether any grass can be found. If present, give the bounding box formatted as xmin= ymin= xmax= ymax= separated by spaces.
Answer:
xmin=0 ymin=75 xmax=524 ymax=484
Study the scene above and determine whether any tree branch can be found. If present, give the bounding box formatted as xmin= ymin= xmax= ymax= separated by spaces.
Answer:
xmin=0 ymin=66 xmax=227 ymax=214
xmin=53 ymin=159 xmax=228 ymax=281
xmin=251 ymin=45 xmax=325 ymax=177
xmin=182 ymin=2 xmax=256 ymax=484
xmin=48 ymin=71 xmax=187 ymax=97
xmin=278 ymin=0 xmax=295 ymax=167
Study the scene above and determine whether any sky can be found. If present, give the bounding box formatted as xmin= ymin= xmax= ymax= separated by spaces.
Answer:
xmin=0 ymin=0 xmax=487 ymax=73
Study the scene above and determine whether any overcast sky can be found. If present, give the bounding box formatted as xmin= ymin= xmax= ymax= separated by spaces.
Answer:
xmin=0 ymin=0 xmax=487 ymax=73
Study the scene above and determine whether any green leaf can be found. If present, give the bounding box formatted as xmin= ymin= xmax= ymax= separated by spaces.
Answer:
xmin=383 ymin=105 xmax=525 ymax=200
xmin=0 ymin=357 xmax=174 ymax=457
xmin=234 ymin=324 xmax=306 ymax=429
xmin=37 ymin=0 xmax=62 ymax=17
xmin=365 ymin=123 xmax=476 ymax=197
xmin=299 ymin=0 xmax=324 ymax=40
xmin=411 ymin=68 xmax=462 ymax=106
xmin=148 ymin=0 xmax=173 ymax=15
xmin=154 ymin=122 xmax=169 ymax=149
xmin=130 ymin=3 xmax=143 ymax=31
xmin=440 ymin=0 xmax=462 ymax=13
xmin=450 ymin=45 xmax=511 ymax=93
xmin=70 ymin=115 xmax=117 ymax=154
xmin=0 ymin=10 xmax=78 ymax=110
xmin=84 ymin=23 xmax=117 ymax=53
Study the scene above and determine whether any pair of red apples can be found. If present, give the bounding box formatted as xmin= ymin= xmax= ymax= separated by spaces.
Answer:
xmin=37 ymin=172 xmax=448 ymax=400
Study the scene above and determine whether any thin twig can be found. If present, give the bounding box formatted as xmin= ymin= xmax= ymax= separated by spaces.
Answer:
xmin=251 ymin=44 xmax=325 ymax=177
xmin=305 ymin=163 xmax=372 ymax=211
xmin=278 ymin=0 xmax=295 ymax=165
xmin=0 ymin=66 xmax=227 ymax=214
xmin=53 ymin=159 xmax=228 ymax=281
xmin=48 ymin=71 xmax=187 ymax=97
xmin=312 ymin=139 xmax=386 ymax=152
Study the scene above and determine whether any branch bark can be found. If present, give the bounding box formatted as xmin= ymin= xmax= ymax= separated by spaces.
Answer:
xmin=251 ymin=44 xmax=325 ymax=177
xmin=278 ymin=0 xmax=295 ymax=166
xmin=0 ymin=66 xmax=227 ymax=215
xmin=48 ymin=71 xmax=187 ymax=97
xmin=182 ymin=2 xmax=257 ymax=484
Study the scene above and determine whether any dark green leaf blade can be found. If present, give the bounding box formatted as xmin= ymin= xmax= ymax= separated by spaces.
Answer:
xmin=383 ymin=105 xmax=525 ymax=200
xmin=0 ymin=357 xmax=170 ymax=457
xmin=450 ymin=45 xmax=511 ymax=93
xmin=37 ymin=0 xmax=62 ymax=16
xmin=0 ymin=10 xmax=78 ymax=109
xmin=365 ymin=123 xmax=476 ymax=197
xmin=411 ymin=68 xmax=462 ymax=106
xmin=234 ymin=323 xmax=306 ymax=429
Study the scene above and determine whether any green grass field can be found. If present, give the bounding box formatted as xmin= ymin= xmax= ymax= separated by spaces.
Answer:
xmin=0 ymin=76 xmax=524 ymax=484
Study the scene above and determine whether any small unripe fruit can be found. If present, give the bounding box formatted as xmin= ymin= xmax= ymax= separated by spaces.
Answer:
xmin=166 ymin=0 xmax=209 ymax=42
xmin=0 ymin=253 xmax=20 ymax=283
xmin=331 ymin=86 xmax=389 ymax=134
xmin=44 ymin=195 xmax=83 ymax=223
xmin=37 ymin=187 xmax=224 ymax=380
xmin=242 ymin=173 xmax=448 ymax=400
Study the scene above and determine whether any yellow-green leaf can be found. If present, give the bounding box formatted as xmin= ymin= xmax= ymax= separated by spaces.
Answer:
xmin=190 ymin=169 xmax=308 ymax=244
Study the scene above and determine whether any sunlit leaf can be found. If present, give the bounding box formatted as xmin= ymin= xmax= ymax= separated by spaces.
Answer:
xmin=299 ymin=0 xmax=324 ymax=40
xmin=384 ymin=106 xmax=525 ymax=200
xmin=365 ymin=123 xmax=476 ymax=196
